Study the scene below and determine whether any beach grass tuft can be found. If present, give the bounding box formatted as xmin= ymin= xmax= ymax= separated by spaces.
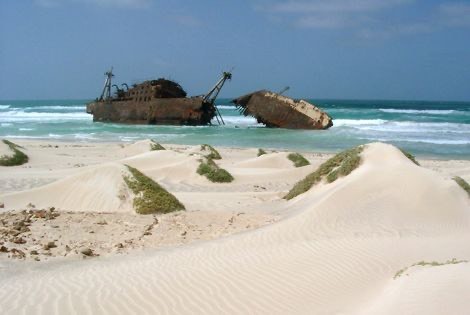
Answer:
xmin=453 ymin=176 xmax=470 ymax=197
xmin=257 ymin=148 xmax=267 ymax=157
xmin=0 ymin=140 xmax=29 ymax=166
xmin=287 ymin=153 xmax=310 ymax=167
xmin=123 ymin=165 xmax=185 ymax=214
xmin=284 ymin=146 xmax=364 ymax=200
xmin=150 ymin=140 xmax=165 ymax=151
xmin=197 ymin=158 xmax=234 ymax=183
xmin=394 ymin=258 xmax=468 ymax=279
xmin=399 ymin=148 xmax=420 ymax=166
xmin=201 ymin=144 xmax=222 ymax=160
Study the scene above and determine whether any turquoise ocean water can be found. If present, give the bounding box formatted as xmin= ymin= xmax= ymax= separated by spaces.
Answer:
xmin=0 ymin=99 xmax=469 ymax=159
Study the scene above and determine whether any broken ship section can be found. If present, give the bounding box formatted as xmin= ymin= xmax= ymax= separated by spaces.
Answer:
xmin=86 ymin=69 xmax=231 ymax=126
xmin=232 ymin=90 xmax=333 ymax=129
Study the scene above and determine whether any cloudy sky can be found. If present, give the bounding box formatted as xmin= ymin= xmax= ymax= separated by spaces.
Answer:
xmin=1 ymin=0 xmax=469 ymax=100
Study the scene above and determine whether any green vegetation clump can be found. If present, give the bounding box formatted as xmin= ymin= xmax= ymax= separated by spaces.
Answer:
xmin=201 ymin=144 xmax=221 ymax=160
xmin=284 ymin=146 xmax=364 ymax=200
xmin=394 ymin=258 xmax=468 ymax=279
xmin=197 ymin=158 xmax=234 ymax=183
xmin=453 ymin=176 xmax=470 ymax=197
xmin=0 ymin=140 xmax=29 ymax=166
xmin=257 ymin=148 xmax=267 ymax=157
xmin=287 ymin=153 xmax=310 ymax=168
xmin=399 ymin=148 xmax=420 ymax=166
xmin=123 ymin=165 xmax=185 ymax=214
xmin=150 ymin=140 xmax=165 ymax=151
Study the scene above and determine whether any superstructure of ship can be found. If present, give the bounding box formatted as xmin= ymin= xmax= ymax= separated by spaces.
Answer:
xmin=86 ymin=68 xmax=231 ymax=126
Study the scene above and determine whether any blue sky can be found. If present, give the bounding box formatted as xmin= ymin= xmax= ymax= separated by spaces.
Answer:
xmin=1 ymin=0 xmax=469 ymax=101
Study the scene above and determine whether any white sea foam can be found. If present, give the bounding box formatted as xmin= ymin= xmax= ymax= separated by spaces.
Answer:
xmin=22 ymin=105 xmax=85 ymax=111
xmin=353 ymin=121 xmax=470 ymax=134
xmin=361 ymin=137 xmax=470 ymax=145
xmin=120 ymin=136 xmax=140 ymax=142
xmin=332 ymin=119 xmax=387 ymax=127
xmin=212 ymin=115 xmax=262 ymax=127
xmin=73 ymin=133 xmax=96 ymax=140
xmin=3 ymin=135 xmax=48 ymax=139
xmin=0 ymin=105 xmax=11 ymax=109
xmin=19 ymin=128 xmax=35 ymax=131
xmin=140 ymin=133 xmax=186 ymax=139
xmin=0 ymin=111 xmax=90 ymax=122
xmin=379 ymin=109 xmax=457 ymax=115
xmin=216 ymin=105 xmax=237 ymax=110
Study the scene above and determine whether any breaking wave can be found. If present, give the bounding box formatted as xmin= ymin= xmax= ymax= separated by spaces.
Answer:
xmin=334 ymin=119 xmax=470 ymax=133
xmin=23 ymin=105 xmax=86 ymax=110
xmin=379 ymin=109 xmax=457 ymax=115
xmin=217 ymin=105 xmax=237 ymax=110
xmin=360 ymin=137 xmax=470 ymax=145
xmin=332 ymin=119 xmax=387 ymax=126
xmin=212 ymin=115 xmax=262 ymax=127
xmin=0 ymin=111 xmax=90 ymax=122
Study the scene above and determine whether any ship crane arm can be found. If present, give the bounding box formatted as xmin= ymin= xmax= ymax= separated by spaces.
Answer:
xmin=99 ymin=67 xmax=114 ymax=101
xmin=203 ymin=71 xmax=232 ymax=125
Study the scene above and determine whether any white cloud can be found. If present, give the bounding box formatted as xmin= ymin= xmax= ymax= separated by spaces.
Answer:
xmin=438 ymin=2 xmax=470 ymax=27
xmin=357 ymin=22 xmax=433 ymax=39
xmin=171 ymin=15 xmax=203 ymax=27
xmin=295 ymin=14 xmax=360 ymax=29
xmin=257 ymin=0 xmax=414 ymax=31
xmin=268 ymin=0 xmax=412 ymax=13
xmin=256 ymin=0 xmax=470 ymax=39
xmin=34 ymin=0 xmax=151 ymax=9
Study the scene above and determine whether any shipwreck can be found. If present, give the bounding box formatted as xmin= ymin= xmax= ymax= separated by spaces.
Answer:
xmin=232 ymin=89 xmax=333 ymax=129
xmin=86 ymin=68 xmax=231 ymax=125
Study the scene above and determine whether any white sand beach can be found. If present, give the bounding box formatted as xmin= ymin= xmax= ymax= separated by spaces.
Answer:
xmin=0 ymin=139 xmax=469 ymax=314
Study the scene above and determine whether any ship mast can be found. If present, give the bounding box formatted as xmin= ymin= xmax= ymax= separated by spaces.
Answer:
xmin=278 ymin=86 xmax=290 ymax=95
xmin=99 ymin=67 xmax=114 ymax=101
xmin=203 ymin=71 xmax=232 ymax=125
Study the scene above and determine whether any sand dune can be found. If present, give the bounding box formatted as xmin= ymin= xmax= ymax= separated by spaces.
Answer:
xmin=227 ymin=152 xmax=317 ymax=185
xmin=1 ymin=142 xmax=469 ymax=314
xmin=0 ymin=140 xmax=12 ymax=157
xmin=120 ymin=139 xmax=155 ymax=157
xmin=361 ymin=263 xmax=470 ymax=314
xmin=122 ymin=149 xmax=204 ymax=183
xmin=233 ymin=152 xmax=296 ymax=169
xmin=1 ymin=163 xmax=134 ymax=213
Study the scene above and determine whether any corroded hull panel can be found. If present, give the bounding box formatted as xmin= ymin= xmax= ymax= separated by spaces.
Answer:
xmin=232 ymin=90 xmax=333 ymax=129
xmin=86 ymin=97 xmax=216 ymax=125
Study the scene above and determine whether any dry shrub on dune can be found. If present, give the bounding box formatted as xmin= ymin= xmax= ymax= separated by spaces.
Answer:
xmin=287 ymin=153 xmax=310 ymax=167
xmin=197 ymin=158 xmax=234 ymax=183
xmin=124 ymin=165 xmax=185 ymax=214
xmin=399 ymin=148 xmax=420 ymax=166
xmin=150 ymin=140 xmax=166 ymax=151
xmin=285 ymin=146 xmax=364 ymax=200
xmin=201 ymin=144 xmax=222 ymax=160
xmin=453 ymin=176 xmax=470 ymax=197
xmin=257 ymin=148 xmax=267 ymax=157
xmin=0 ymin=140 xmax=29 ymax=166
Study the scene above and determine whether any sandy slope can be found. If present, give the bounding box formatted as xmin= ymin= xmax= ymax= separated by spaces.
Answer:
xmin=1 ymin=142 xmax=469 ymax=314
xmin=122 ymin=149 xmax=204 ymax=184
xmin=361 ymin=263 xmax=470 ymax=314
xmin=2 ymin=163 xmax=134 ymax=213
xmin=0 ymin=140 xmax=12 ymax=157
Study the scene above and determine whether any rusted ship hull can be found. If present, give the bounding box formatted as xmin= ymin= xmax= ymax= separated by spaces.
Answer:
xmin=86 ymin=97 xmax=216 ymax=125
xmin=232 ymin=90 xmax=333 ymax=129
